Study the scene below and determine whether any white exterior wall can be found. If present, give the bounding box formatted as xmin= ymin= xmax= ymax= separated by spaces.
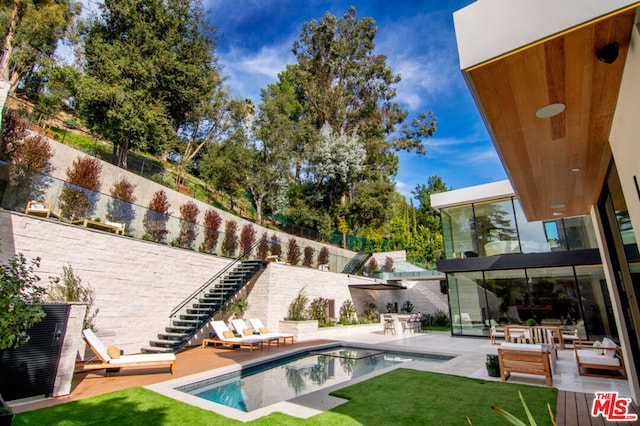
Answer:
xmin=610 ymin=16 xmax=640 ymax=247
xmin=454 ymin=0 xmax=640 ymax=69
xmin=607 ymin=14 xmax=640 ymax=402
xmin=430 ymin=179 xmax=514 ymax=210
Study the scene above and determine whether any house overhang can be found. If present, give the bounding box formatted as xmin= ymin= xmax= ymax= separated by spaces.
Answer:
xmin=349 ymin=283 xmax=407 ymax=290
xmin=454 ymin=1 xmax=640 ymax=221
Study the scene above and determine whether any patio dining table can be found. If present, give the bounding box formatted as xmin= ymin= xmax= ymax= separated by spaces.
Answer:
xmin=384 ymin=314 xmax=413 ymax=335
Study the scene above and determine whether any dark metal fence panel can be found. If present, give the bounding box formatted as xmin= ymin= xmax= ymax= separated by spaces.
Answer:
xmin=0 ymin=304 xmax=69 ymax=401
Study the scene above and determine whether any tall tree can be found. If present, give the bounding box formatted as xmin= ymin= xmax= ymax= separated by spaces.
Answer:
xmin=0 ymin=0 xmax=79 ymax=88
xmin=0 ymin=0 xmax=79 ymax=127
xmin=78 ymin=0 xmax=220 ymax=167
xmin=272 ymin=7 xmax=437 ymax=233
xmin=413 ymin=175 xmax=450 ymax=234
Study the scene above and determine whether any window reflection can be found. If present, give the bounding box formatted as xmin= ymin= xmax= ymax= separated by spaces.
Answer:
xmin=441 ymin=197 xmax=597 ymax=259
xmin=448 ymin=271 xmax=486 ymax=336
xmin=473 ymin=199 xmax=517 ymax=257
xmin=448 ymin=266 xmax=616 ymax=341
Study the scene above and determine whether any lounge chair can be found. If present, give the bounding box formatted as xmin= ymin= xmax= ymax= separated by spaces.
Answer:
xmin=25 ymin=201 xmax=61 ymax=219
xmin=248 ymin=318 xmax=295 ymax=345
xmin=230 ymin=318 xmax=280 ymax=347
xmin=201 ymin=321 xmax=266 ymax=351
xmin=574 ymin=338 xmax=627 ymax=379
xmin=76 ymin=329 xmax=176 ymax=375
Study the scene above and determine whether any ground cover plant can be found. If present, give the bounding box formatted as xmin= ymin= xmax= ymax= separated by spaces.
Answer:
xmin=14 ymin=369 xmax=556 ymax=425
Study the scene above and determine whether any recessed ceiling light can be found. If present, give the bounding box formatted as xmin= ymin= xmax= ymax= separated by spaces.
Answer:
xmin=572 ymin=167 xmax=581 ymax=172
xmin=553 ymin=212 xmax=563 ymax=216
xmin=536 ymin=103 xmax=566 ymax=118
xmin=550 ymin=204 xmax=566 ymax=209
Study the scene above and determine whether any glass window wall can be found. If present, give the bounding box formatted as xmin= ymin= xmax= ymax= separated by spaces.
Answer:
xmin=484 ymin=269 xmax=528 ymax=324
xmin=473 ymin=199 xmax=518 ymax=257
xmin=448 ymin=271 xmax=487 ymax=336
xmin=441 ymin=197 xmax=598 ymax=259
xmin=513 ymin=202 xmax=553 ymax=253
xmin=574 ymin=265 xmax=616 ymax=341
xmin=447 ymin=266 xmax=616 ymax=341
xmin=440 ymin=205 xmax=477 ymax=259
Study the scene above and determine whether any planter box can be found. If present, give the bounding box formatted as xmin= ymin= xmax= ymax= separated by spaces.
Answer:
xmin=278 ymin=320 xmax=318 ymax=341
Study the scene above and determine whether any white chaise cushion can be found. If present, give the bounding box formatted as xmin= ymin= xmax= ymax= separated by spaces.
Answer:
xmin=576 ymin=350 xmax=621 ymax=367
xmin=602 ymin=337 xmax=617 ymax=358
xmin=500 ymin=343 xmax=547 ymax=352
xmin=112 ymin=353 xmax=175 ymax=364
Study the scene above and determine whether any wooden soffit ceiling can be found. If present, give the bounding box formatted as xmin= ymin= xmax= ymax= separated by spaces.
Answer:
xmin=464 ymin=7 xmax=637 ymax=221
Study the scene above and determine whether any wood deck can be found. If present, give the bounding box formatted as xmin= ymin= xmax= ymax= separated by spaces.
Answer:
xmin=557 ymin=390 xmax=640 ymax=425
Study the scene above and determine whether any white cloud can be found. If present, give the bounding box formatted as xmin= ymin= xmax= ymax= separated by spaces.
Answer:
xmin=219 ymin=41 xmax=295 ymax=101
xmin=374 ymin=11 xmax=463 ymax=110
xmin=395 ymin=179 xmax=413 ymax=200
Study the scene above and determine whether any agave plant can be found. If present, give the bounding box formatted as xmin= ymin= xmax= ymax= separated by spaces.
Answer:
xmin=490 ymin=391 xmax=557 ymax=426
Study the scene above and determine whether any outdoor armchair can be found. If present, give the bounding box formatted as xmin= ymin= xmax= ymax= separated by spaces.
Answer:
xmin=574 ymin=338 xmax=627 ymax=379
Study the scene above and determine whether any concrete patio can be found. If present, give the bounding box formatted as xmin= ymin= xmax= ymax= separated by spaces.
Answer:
xmin=10 ymin=324 xmax=634 ymax=422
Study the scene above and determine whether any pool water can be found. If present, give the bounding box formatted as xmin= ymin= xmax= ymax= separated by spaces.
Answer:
xmin=176 ymin=346 xmax=451 ymax=412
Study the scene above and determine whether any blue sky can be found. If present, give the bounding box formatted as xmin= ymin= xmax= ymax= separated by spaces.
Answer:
xmin=204 ymin=0 xmax=508 ymax=198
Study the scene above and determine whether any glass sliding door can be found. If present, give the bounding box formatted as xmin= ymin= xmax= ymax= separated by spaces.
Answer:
xmin=484 ymin=270 xmax=528 ymax=325
xmin=448 ymin=271 xmax=487 ymax=336
xmin=524 ymin=266 xmax=579 ymax=327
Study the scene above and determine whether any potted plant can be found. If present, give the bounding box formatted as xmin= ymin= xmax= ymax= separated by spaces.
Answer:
xmin=0 ymin=394 xmax=13 ymax=426
xmin=486 ymin=354 xmax=501 ymax=377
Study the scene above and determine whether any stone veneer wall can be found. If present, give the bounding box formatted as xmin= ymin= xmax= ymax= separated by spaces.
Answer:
xmin=1 ymin=210 xmax=446 ymax=353
xmin=1 ymin=211 xmax=232 ymax=353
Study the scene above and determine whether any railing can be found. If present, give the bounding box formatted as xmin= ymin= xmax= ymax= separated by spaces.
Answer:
xmin=0 ymin=164 xmax=355 ymax=271
xmin=168 ymin=237 xmax=267 ymax=321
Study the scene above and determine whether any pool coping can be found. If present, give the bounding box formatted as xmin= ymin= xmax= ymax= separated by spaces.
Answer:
xmin=145 ymin=341 xmax=460 ymax=422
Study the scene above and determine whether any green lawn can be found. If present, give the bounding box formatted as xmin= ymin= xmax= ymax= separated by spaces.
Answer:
xmin=14 ymin=369 xmax=557 ymax=425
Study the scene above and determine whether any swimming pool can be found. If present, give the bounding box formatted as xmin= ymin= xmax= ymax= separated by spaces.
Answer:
xmin=174 ymin=346 xmax=452 ymax=413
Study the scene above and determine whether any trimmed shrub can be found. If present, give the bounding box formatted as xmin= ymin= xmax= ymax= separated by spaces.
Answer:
xmin=286 ymin=238 xmax=301 ymax=265
xmin=303 ymin=246 xmax=314 ymax=267
xmin=59 ymin=156 xmax=102 ymax=220
xmin=221 ymin=220 xmax=238 ymax=257
xmin=239 ymin=224 xmax=256 ymax=258
xmin=200 ymin=209 xmax=222 ymax=253
xmin=173 ymin=201 xmax=200 ymax=249
xmin=143 ymin=190 xmax=171 ymax=242
xmin=384 ymin=256 xmax=395 ymax=273
xmin=256 ymin=232 xmax=269 ymax=260
xmin=364 ymin=257 xmax=379 ymax=275
xmin=270 ymin=234 xmax=281 ymax=256
xmin=107 ymin=177 xmax=137 ymax=227
xmin=317 ymin=246 xmax=329 ymax=265
xmin=6 ymin=134 xmax=54 ymax=206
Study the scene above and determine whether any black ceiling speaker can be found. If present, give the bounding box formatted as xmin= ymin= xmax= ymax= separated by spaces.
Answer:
xmin=596 ymin=42 xmax=619 ymax=64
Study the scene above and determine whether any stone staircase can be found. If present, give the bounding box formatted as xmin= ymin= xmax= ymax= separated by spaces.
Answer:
xmin=342 ymin=252 xmax=372 ymax=275
xmin=142 ymin=258 xmax=266 ymax=353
